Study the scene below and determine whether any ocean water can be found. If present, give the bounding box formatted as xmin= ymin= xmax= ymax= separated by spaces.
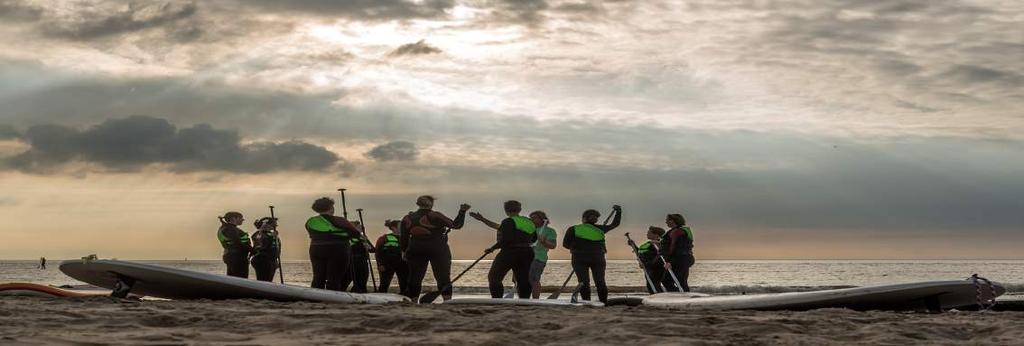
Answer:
xmin=2 ymin=259 xmax=1022 ymax=294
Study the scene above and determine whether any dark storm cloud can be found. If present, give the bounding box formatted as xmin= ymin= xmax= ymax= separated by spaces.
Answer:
xmin=490 ymin=0 xmax=549 ymax=24
xmin=4 ymin=116 xmax=343 ymax=174
xmin=0 ymin=0 xmax=42 ymax=21
xmin=389 ymin=40 xmax=442 ymax=57
xmin=365 ymin=141 xmax=419 ymax=162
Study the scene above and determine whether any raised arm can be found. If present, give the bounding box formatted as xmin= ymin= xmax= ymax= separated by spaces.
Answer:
xmin=469 ymin=212 xmax=500 ymax=230
xmin=562 ymin=226 xmax=575 ymax=250
xmin=602 ymin=207 xmax=622 ymax=232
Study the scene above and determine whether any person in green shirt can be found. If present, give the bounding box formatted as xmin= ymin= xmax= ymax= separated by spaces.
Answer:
xmin=527 ymin=211 xmax=556 ymax=298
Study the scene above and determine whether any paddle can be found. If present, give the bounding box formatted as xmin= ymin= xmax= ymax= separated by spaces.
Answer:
xmin=337 ymin=188 xmax=349 ymax=218
xmin=357 ymin=208 xmax=377 ymax=292
xmin=419 ymin=250 xmax=493 ymax=304
xmin=548 ymin=207 xmax=617 ymax=300
xmin=269 ymin=205 xmax=284 ymax=284
xmin=650 ymin=242 xmax=684 ymax=290
xmin=625 ymin=232 xmax=659 ymax=294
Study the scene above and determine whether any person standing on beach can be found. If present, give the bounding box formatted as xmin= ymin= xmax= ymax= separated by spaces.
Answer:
xmin=250 ymin=217 xmax=281 ymax=282
xmin=476 ymin=210 xmax=559 ymax=298
xmin=660 ymin=213 xmax=695 ymax=292
xmin=480 ymin=200 xmax=537 ymax=299
xmin=306 ymin=197 xmax=362 ymax=291
xmin=217 ymin=211 xmax=252 ymax=278
xmin=376 ymin=220 xmax=408 ymax=295
xmin=401 ymin=195 xmax=470 ymax=301
xmin=340 ymin=221 xmax=374 ymax=293
xmin=39 ymin=257 xmax=46 ymax=270
xmin=563 ymin=205 xmax=622 ymax=303
xmin=633 ymin=226 xmax=667 ymax=293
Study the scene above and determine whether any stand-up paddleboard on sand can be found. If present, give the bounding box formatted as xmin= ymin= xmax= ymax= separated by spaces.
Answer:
xmin=0 ymin=283 xmax=110 ymax=298
xmin=443 ymin=297 xmax=604 ymax=307
xmin=643 ymin=280 xmax=1005 ymax=311
xmin=60 ymin=258 xmax=409 ymax=304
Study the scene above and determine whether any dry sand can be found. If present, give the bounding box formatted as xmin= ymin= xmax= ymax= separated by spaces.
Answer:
xmin=1 ymin=296 xmax=1022 ymax=345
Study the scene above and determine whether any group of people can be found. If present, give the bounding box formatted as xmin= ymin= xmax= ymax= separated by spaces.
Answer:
xmin=216 ymin=194 xmax=696 ymax=304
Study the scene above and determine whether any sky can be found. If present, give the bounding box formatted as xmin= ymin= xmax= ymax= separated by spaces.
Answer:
xmin=0 ymin=0 xmax=1022 ymax=260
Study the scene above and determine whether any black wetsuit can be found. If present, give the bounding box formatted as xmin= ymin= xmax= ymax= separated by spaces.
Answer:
xmin=400 ymin=208 xmax=467 ymax=301
xmin=306 ymin=214 xmax=361 ymax=291
xmin=660 ymin=226 xmax=694 ymax=292
xmin=376 ymin=233 xmax=408 ymax=295
xmin=637 ymin=241 xmax=665 ymax=293
xmin=218 ymin=223 xmax=252 ymax=279
xmin=487 ymin=217 xmax=538 ymax=299
xmin=250 ymin=230 xmax=281 ymax=282
xmin=341 ymin=237 xmax=371 ymax=293
xmin=562 ymin=211 xmax=621 ymax=303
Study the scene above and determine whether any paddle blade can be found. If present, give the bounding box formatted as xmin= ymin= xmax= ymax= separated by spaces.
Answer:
xmin=418 ymin=291 xmax=442 ymax=304
xmin=547 ymin=291 xmax=561 ymax=299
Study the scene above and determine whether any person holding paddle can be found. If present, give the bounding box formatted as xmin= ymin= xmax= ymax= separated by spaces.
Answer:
xmin=482 ymin=200 xmax=538 ymax=299
xmin=375 ymin=220 xmax=408 ymax=295
xmin=562 ymin=205 xmax=622 ymax=303
xmin=630 ymin=226 xmax=667 ymax=293
xmin=340 ymin=221 xmax=374 ymax=293
xmin=305 ymin=197 xmax=362 ymax=291
xmin=217 ymin=211 xmax=252 ymax=279
xmin=250 ymin=216 xmax=281 ymax=282
xmin=660 ymin=213 xmax=695 ymax=292
xmin=400 ymin=195 xmax=471 ymax=301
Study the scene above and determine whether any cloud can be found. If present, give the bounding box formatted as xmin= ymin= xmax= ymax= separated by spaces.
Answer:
xmin=237 ymin=0 xmax=454 ymax=19
xmin=4 ymin=116 xmax=345 ymax=174
xmin=389 ymin=39 xmax=442 ymax=57
xmin=1 ymin=1 xmax=201 ymax=41
xmin=0 ymin=0 xmax=42 ymax=21
xmin=365 ymin=141 xmax=419 ymax=162
xmin=0 ymin=124 xmax=19 ymax=140
xmin=489 ymin=0 xmax=549 ymax=24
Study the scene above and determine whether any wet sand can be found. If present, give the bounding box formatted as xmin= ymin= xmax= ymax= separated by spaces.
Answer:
xmin=1 ymin=296 xmax=1021 ymax=345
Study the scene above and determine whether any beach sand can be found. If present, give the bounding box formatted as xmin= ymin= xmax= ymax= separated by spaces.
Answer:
xmin=1 ymin=297 xmax=1021 ymax=345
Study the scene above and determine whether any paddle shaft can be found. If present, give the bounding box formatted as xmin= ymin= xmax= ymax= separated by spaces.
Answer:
xmin=357 ymin=208 xmax=377 ymax=291
xmin=420 ymin=250 xmax=491 ymax=303
xmin=650 ymin=242 xmax=684 ymax=290
xmin=270 ymin=206 xmax=284 ymax=284
xmin=337 ymin=188 xmax=348 ymax=218
xmin=625 ymin=232 xmax=659 ymax=293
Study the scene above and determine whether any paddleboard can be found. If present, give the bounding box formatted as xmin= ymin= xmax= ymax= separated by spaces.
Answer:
xmin=443 ymin=297 xmax=604 ymax=307
xmin=643 ymin=280 xmax=1005 ymax=311
xmin=0 ymin=282 xmax=109 ymax=298
xmin=59 ymin=259 xmax=409 ymax=304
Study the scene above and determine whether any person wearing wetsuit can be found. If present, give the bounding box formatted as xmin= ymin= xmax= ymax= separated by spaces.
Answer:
xmin=306 ymin=197 xmax=361 ymax=291
xmin=562 ymin=205 xmax=621 ymax=303
xmin=250 ymin=217 xmax=281 ymax=282
xmin=217 ymin=211 xmax=252 ymax=279
xmin=660 ymin=213 xmax=695 ymax=292
xmin=400 ymin=195 xmax=470 ymax=301
xmin=483 ymin=200 xmax=538 ymax=299
xmin=340 ymin=221 xmax=374 ymax=293
xmin=636 ymin=226 xmax=667 ymax=293
xmin=376 ymin=220 xmax=408 ymax=295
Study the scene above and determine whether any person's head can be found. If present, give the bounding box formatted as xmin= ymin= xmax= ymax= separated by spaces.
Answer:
xmin=221 ymin=211 xmax=243 ymax=225
xmin=386 ymin=219 xmax=401 ymax=233
xmin=416 ymin=195 xmax=435 ymax=209
xmin=312 ymin=197 xmax=335 ymax=215
xmin=254 ymin=217 xmax=277 ymax=230
xmin=666 ymin=213 xmax=686 ymax=228
xmin=503 ymin=200 xmax=522 ymax=216
xmin=647 ymin=226 xmax=666 ymax=240
xmin=528 ymin=210 xmax=547 ymax=227
xmin=581 ymin=209 xmax=600 ymax=224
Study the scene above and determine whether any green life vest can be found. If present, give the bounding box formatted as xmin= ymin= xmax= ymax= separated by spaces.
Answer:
xmin=637 ymin=241 xmax=653 ymax=254
xmin=383 ymin=234 xmax=400 ymax=248
xmin=305 ymin=215 xmax=350 ymax=238
xmin=573 ymin=223 xmax=605 ymax=241
xmin=511 ymin=216 xmax=537 ymax=235
xmin=681 ymin=226 xmax=694 ymax=240
xmin=218 ymin=227 xmax=251 ymax=249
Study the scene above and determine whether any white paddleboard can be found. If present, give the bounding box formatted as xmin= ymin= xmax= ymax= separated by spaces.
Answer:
xmin=444 ymin=297 xmax=604 ymax=307
xmin=59 ymin=259 xmax=409 ymax=304
xmin=643 ymin=280 xmax=1005 ymax=311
